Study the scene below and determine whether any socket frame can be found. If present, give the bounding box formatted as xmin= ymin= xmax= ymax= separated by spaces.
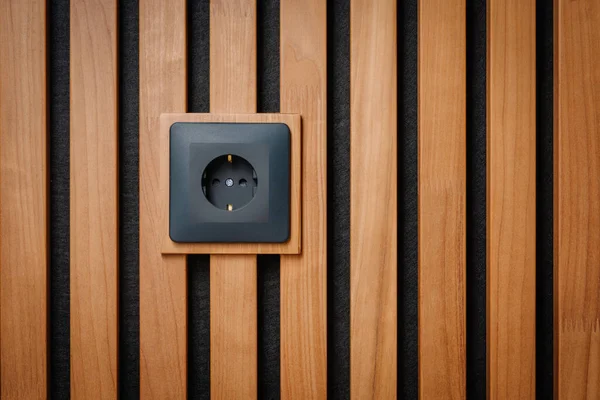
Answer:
xmin=160 ymin=113 xmax=302 ymax=255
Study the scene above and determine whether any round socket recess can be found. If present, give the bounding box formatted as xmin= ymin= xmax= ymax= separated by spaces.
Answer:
xmin=202 ymin=154 xmax=258 ymax=210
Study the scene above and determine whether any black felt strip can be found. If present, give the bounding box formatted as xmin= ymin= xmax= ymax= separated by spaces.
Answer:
xmin=187 ymin=0 xmax=211 ymax=398
xmin=258 ymin=0 xmax=280 ymax=113
xmin=119 ymin=0 xmax=141 ymax=398
xmin=326 ymin=0 xmax=350 ymax=398
xmin=257 ymin=255 xmax=281 ymax=400
xmin=536 ymin=0 xmax=554 ymax=398
xmin=466 ymin=0 xmax=487 ymax=398
xmin=398 ymin=0 xmax=419 ymax=397
xmin=49 ymin=0 xmax=71 ymax=397
xmin=257 ymin=0 xmax=281 ymax=398
xmin=188 ymin=255 xmax=211 ymax=400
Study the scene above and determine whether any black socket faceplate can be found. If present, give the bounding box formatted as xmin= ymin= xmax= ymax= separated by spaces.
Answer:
xmin=169 ymin=122 xmax=291 ymax=243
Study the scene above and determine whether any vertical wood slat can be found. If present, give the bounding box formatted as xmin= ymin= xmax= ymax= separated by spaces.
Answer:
xmin=555 ymin=0 xmax=600 ymax=398
xmin=0 ymin=1 xmax=48 ymax=398
xmin=139 ymin=0 xmax=188 ymax=398
xmin=210 ymin=256 xmax=257 ymax=398
xmin=209 ymin=1 xmax=258 ymax=398
xmin=70 ymin=0 xmax=119 ymax=397
xmin=487 ymin=0 xmax=536 ymax=398
xmin=418 ymin=0 xmax=467 ymax=398
xmin=349 ymin=0 xmax=397 ymax=398
xmin=280 ymin=0 xmax=328 ymax=398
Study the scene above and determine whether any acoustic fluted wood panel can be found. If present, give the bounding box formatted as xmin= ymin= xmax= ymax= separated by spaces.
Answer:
xmin=139 ymin=0 xmax=188 ymax=397
xmin=0 ymin=1 xmax=578 ymax=397
xmin=0 ymin=1 xmax=48 ymax=398
xmin=418 ymin=0 xmax=467 ymax=398
xmin=350 ymin=0 xmax=397 ymax=398
xmin=555 ymin=0 xmax=600 ymax=398
xmin=70 ymin=0 xmax=119 ymax=397
xmin=280 ymin=0 xmax=328 ymax=397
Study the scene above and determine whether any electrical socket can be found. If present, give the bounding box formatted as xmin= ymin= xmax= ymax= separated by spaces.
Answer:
xmin=169 ymin=122 xmax=291 ymax=243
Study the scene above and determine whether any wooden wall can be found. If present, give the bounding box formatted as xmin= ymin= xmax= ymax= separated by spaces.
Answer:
xmin=0 ymin=0 xmax=598 ymax=399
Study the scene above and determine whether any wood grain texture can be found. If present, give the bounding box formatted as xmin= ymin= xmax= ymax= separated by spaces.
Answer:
xmin=350 ymin=0 xmax=397 ymax=398
xmin=418 ymin=0 xmax=467 ymax=398
xmin=160 ymin=113 xmax=301 ymax=255
xmin=139 ymin=0 xmax=188 ymax=398
xmin=280 ymin=0 xmax=328 ymax=397
xmin=210 ymin=255 xmax=257 ymax=398
xmin=70 ymin=0 xmax=118 ymax=397
xmin=0 ymin=1 xmax=48 ymax=398
xmin=210 ymin=0 xmax=257 ymax=113
xmin=555 ymin=0 xmax=600 ymax=398
xmin=486 ymin=0 xmax=536 ymax=398
xmin=209 ymin=1 xmax=258 ymax=398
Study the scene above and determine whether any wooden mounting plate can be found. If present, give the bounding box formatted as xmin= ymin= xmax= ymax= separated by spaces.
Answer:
xmin=160 ymin=113 xmax=301 ymax=255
